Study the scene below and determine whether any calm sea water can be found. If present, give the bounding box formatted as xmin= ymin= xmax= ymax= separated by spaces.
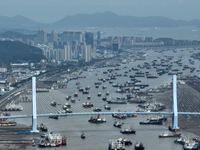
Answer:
xmin=64 ymin=26 xmax=200 ymax=41
xmin=15 ymin=47 xmax=200 ymax=150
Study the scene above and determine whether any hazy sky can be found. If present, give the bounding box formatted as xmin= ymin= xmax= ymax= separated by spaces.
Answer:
xmin=0 ymin=0 xmax=199 ymax=23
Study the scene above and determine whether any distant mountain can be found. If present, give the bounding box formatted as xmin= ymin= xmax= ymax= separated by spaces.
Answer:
xmin=1 ymin=12 xmax=200 ymax=30
xmin=52 ymin=11 xmax=200 ymax=28
xmin=0 ymin=15 xmax=48 ymax=29
xmin=0 ymin=41 xmax=46 ymax=67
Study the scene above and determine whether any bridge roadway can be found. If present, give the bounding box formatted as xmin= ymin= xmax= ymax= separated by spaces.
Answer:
xmin=0 ymin=89 xmax=198 ymax=119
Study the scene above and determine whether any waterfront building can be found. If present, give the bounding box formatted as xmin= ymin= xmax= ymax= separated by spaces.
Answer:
xmin=135 ymin=37 xmax=145 ymax=42
xmin=0 ymin=68 xmax=7 ymax=72
xmin=7 ymin=76 xmax=16 ymax=85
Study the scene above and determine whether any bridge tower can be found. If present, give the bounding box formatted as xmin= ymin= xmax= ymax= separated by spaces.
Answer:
xmin=31 ymin=77 xmax=39 ymax=132
xmin=170 ymin=75 xmax=180 ymax=131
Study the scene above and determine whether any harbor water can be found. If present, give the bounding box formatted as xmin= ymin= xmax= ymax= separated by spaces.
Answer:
xmin=13 ymin=47 xmax=200 ymax=150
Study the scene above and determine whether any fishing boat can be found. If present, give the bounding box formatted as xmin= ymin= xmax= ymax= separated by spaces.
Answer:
xmin=106 ymin=91 xmax=110 ymax=96
xmin=158 ymin=132 xmax=181 ymax=138
xmin=74 ymin=92 xmax=78 ymax=97
xmin=102 ymin=96 xmax=107 ymax=101
xmin=102 ymin=85 xmax=107 ymax=89
xmin=139 ymin=119 xmax=163 ymax=125
xmin=82 ymin=102 xmax=93 ymax=108
xmin=97 ymin=92 xmax=101 ymax=97
xmin=134 ymin=141 xmax=145 ymax=150
xmin=108 ymin=138 xmax=125 ymax=150
xmin=50 ymin=100 xmax=56 ymax=107
xmin=71 ymin=98 xmax=76 ymax=103
xmin=107 ymin=97 xmax=127 ymax=104
xmin=182 ymin=139 xmax=200 ymax=150
xmin=120 ymin=125 xmax=136 ymax=134
xmin=49 ymin=114 xmax=58 ymax=119
xmin=87 ymin=95 xmax=91 ymax=99
xmin=81 ymin=131 xmax=85 ymax=139
xmin=88 ymin=115 xmax=106 ymax=123
xmin=104 ymin=105 xmax=111 ymax=110
xmin=40 ymin=123 xmax=48 ymax=132
xmin=93 ymin=107 xmax=101 ymax=112
xmin=39 ymin=132 xmax=67 ymax=147
xmin=113 ymin=120 xmax=124 ymax=128
xmin=149 ymin=115 xmax=167 ymax=122
xmin=174 ymin=136 xmax=188 ymax=145
xmin=123 ymin=137 xmax=132 ymax=145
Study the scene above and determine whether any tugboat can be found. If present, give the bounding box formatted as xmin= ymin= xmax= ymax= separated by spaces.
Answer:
xmin=88 ymin=115 xmax=106 ymax=123
xmin=81 ymin=131 xmax=85 ymax=139
xmin=159 ymin=132 xmax=181 ymax=138
xmin=134 ymin=141 xmax=145 ymax=150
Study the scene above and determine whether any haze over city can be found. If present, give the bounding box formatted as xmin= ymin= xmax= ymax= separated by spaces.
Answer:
xmin=0 ymin=0 xmax=200 ymax=23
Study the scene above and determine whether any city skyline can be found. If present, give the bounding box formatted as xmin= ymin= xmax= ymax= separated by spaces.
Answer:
xmin=0 ymin=0 xmax=200 ymax=23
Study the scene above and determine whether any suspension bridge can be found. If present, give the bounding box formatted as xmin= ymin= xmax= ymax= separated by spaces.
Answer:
xmin=0 ymin=75 xmax=199 ymax=133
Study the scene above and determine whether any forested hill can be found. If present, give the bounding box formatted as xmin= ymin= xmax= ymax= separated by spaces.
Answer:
xmin=0 ymin=40 xmax=46 ymax=67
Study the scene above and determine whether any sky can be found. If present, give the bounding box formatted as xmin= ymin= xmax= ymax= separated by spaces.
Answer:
xmin=0 ymin=0 xmax=200 ymax=23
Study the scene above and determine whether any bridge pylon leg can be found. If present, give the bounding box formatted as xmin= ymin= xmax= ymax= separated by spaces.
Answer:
xmin=31 ymin=77 xmax=39 ymax=133
xmin=169 ymin=75 xmax=180 ymax=132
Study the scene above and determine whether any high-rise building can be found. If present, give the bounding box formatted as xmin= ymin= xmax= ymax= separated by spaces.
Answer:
xmin=112 ymin=43 xmax=119 ymax=51
xmin=85 ymin=32 xmax=94 ymax=47
xmin=74 ymin=49 xmax=79 ymax=59
xmin=75 ymin=31 xmax=83 ymax=44
xmin=64 ymin=45 xmax=72 ymax=60
xmin=50 ymin=29 xmax=58 ymax=43
xmin=37 ymin=29 xmax=47 ymax=44
xmin=97 ymin=31 xmax=101 ymax=45
xmin=82 ymin=45 xmax=91 ymax=62
xmin=53 ymin=41 xmax=58 ymax=49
